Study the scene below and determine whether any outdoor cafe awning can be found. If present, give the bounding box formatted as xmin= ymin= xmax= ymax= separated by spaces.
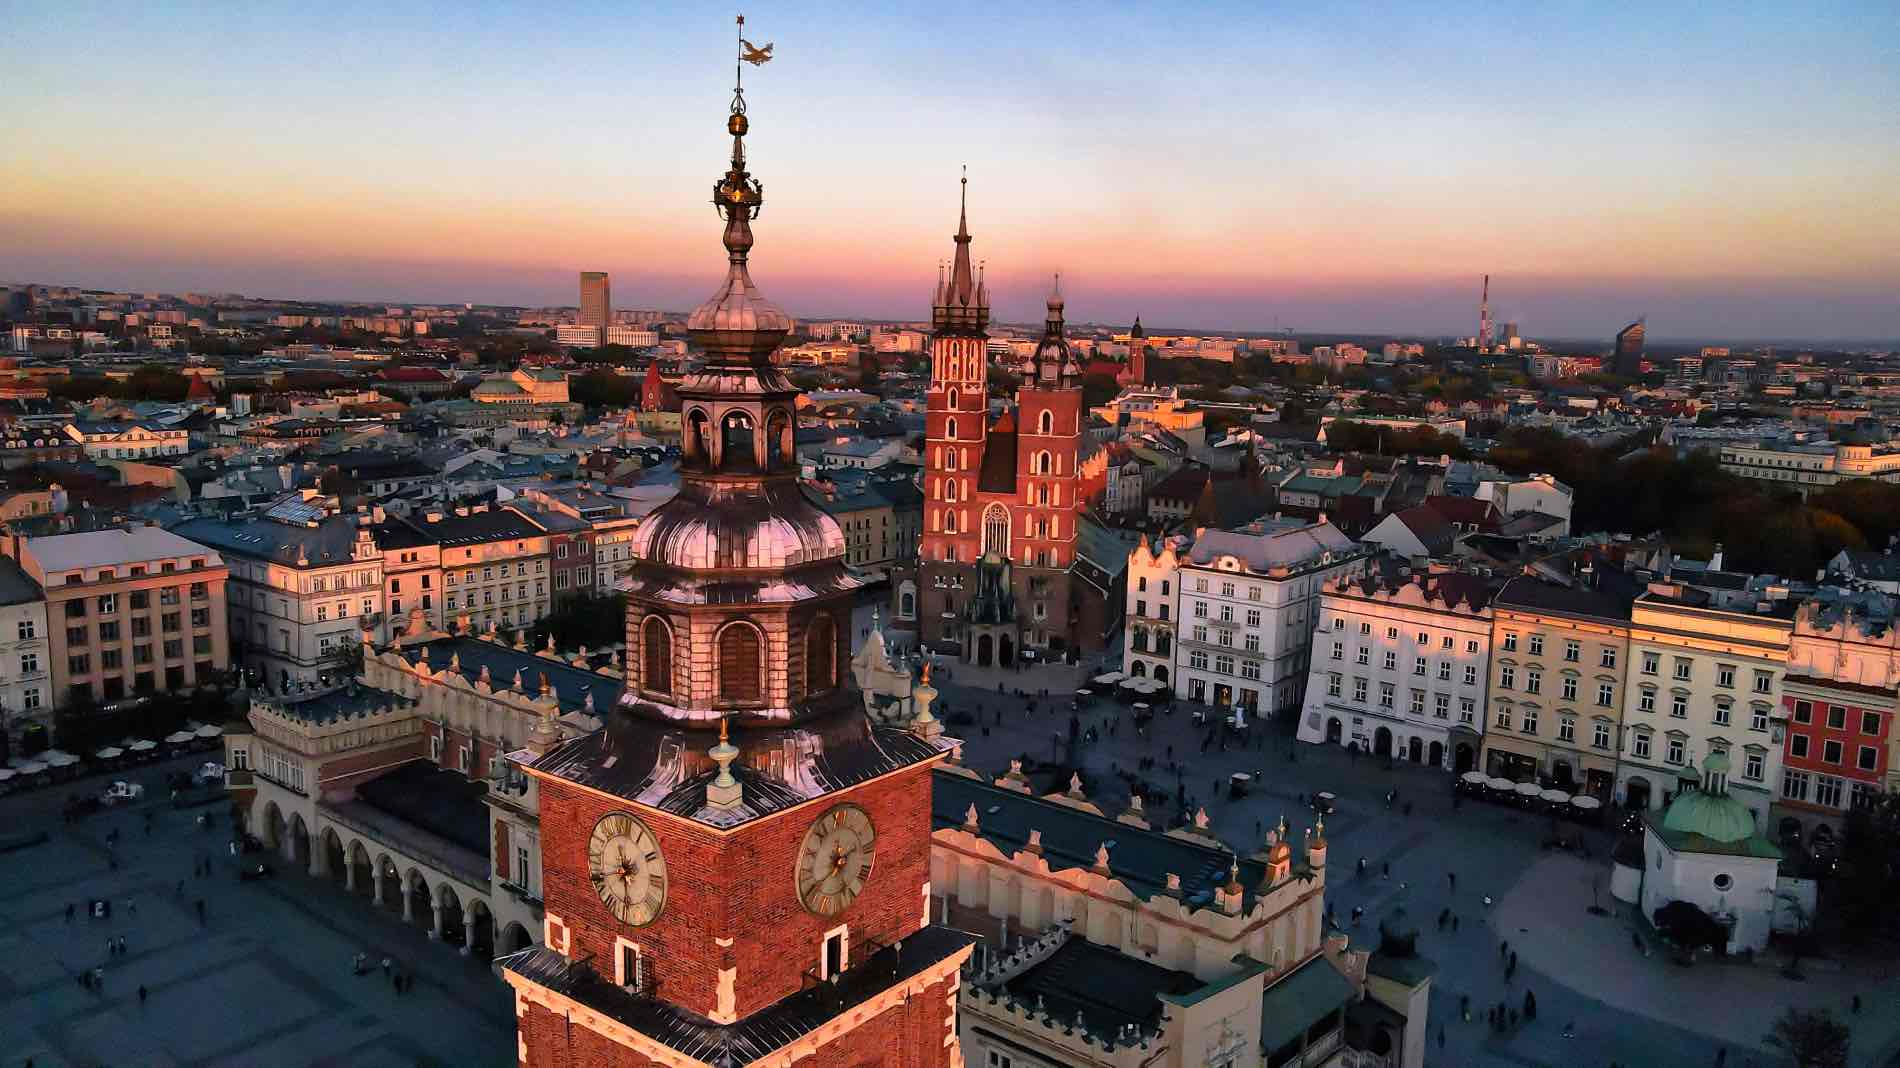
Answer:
xmin=1515 ymin=782 xmax=1543 ymax=798
xmin=1540 ymin=788 xmax=1571 ymax=803
xmin=1460 ymin=771 xmax=1488 ymax=785
xmin=195 ymin=724 xmax=224 ymax=738
xmin=164 ymin=731 xmax=196 ymax=745
xmin=127 ymin=740 xmax=157 ymax=752
xmin=95 ymin=747 xmax=124 ymax=759
xmin=1571 ymin=796 xmax=1602 ymax=811
xmin=1092 ymin=672 xmax=1125 ymax=685
xmin=1486 ymin=776 xmax=1515 ymax=790
xmin=43 ymin=751 xmax=78 ymax=767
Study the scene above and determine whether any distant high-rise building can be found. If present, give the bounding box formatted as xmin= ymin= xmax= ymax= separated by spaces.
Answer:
xmin=578 ymin=271 xmax=610 ymax=328
xmin=1614 ymin=319 xmax=1646 ymax=376
xmin=1478 ymin=274 xmax=1494 ymax=352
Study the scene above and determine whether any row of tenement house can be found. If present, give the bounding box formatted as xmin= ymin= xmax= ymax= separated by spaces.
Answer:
xmin=1125 ymin=518 xmax=1900 ymax=844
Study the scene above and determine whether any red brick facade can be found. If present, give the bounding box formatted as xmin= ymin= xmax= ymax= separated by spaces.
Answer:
xmin=1782 ymin=690 xmax=1889 ymax=818
xmin=534 ymin=762 xmax=935 ymax=1022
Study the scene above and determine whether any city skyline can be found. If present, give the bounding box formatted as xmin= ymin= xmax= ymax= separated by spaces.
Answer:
xmin=4 ymin=3 xmax=1898 ymax=340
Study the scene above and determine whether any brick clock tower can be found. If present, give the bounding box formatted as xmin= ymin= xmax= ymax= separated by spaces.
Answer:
xmin=501 ymin=34 xmax=972 ymax=1068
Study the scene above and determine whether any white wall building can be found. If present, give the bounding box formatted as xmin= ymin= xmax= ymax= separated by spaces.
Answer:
xmin=1296 ymin=568 xmax=1497 ymax=770
xmin=1143 ymin=519 xmax=1370 ymax=715
xmin=63 ymin=420 xmax=190 ymax=460
xmin=0 ymin=557 xmax=50 ymax=732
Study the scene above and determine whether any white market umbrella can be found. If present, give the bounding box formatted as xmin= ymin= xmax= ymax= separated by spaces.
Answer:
xmin=12 ymin=760 xmax=46 ymax=774
xmin=1540 ymin=788 xmax=1571 ymax=803
xmin=1119 ymin=678 xmax=1142 ymax=690
xmin=1486 ymin=776 xmax=1515 ymax=791
xmin=1515 ymin=781 xmax=1543 ymax=798
xmin=95 ymin=746 xmax=124 ymax=759
xmin=43 ymin=751 xmax=78 ymax=768
xmin=1092 ymin=672 xmax=1125 ymax=685
xmin=0 ymin=768 xmax=15 ymax=781
xmin=1460 ymin=771 xmax=1488 ymax=785
xmin=127 ymin=740 xmax=157 ymax=752
xmin=1571 ymin=796 xmax=1602 ymax=811
xmin=163 ymin=731 xmax=196 ymax=745
xmin=1133 ymin=702 xmax=1150 ymax=712
xmin=195 ymin=724 xmax=224 ymax=738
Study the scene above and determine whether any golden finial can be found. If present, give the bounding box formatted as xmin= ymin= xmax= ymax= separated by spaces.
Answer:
xmin=921 ymin=659 xmax=932 ymax=686
xmin=719 ymin=714 xmax=730 ymax=744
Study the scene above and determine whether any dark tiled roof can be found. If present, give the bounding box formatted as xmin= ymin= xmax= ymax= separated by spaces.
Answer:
xmin=353 ymin=758 xmax=492 ymax=857
xmin=410 ymin=507 xmax=545 ymax=546
xmin=172 ymin=513 xmax=366 ymax=569
xmin=534 ymin=706 xmax=950 ymax=830
xmin=500 ymin=925 xmax=975 ymax=1062
xmin=933 ymin=770 xmax=1278 ymax=913
xmin=1493 ymin=572 xmax=1637 ymax=621
xmin=0 ymin=555 xmax=44 ymax=605
xmin=1387 ymin=504 xmax=1455 ymax=556
xmin=397 ymin=636 xmax=622 ymax=716
xmin=1003 ymin=937 xmax=1200 ymax=1037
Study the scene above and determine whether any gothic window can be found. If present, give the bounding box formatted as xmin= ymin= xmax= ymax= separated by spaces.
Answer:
xmin=642 ymin=616 xmax=672 ymax=695
xmin=1032 ymin=450 xmax=1052 ymax=475
xmin=717 ymin=622 xmax=763 ymax=703
xmin=720 ymin=411 xmax=755 ymax=469
xmin=982 ymin=504 xmax=1010 ymax=557
xmin=947 ymin=387 xmax=959 ymax=409
xmin=806 ymin=614 xmax=836 ymax=694
xmin=945 ymin=417 xmax=958 ymax=439
xmin=1038 ymin=410 xmax=1053 ymax=435
xmin=1133 ymin=628 xmax=1149 ymax=652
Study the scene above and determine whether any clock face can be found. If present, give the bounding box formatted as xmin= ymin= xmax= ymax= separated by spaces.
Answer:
xmin=796 ymin=804 xmax=877 ymax=916
xmin=588 ymin=811 xmax=667 ymax=927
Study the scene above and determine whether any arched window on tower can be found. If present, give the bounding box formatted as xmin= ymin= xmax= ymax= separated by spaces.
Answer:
xmin=806 ymin=614 xmax=836 ymax=694
xmin=642 ymin=616 xmax=672 ymax=695
xmin=944 ymin=480 xmax=959 ymax=503
xmin=1038 ymin=409 xmax=1053 ymax=435
xmin=983 ymin=503 xmax=1010 ymax=558
xmin=1032 ymin=450 xmax=1052 ymax=475
xmin=766 ymin=409 xmax=792 ymax=469
xmin=720 ymin=411 xmax=755 ymax=470
xmin=685 ymin=408 xmax=711 ymax=465
xmin=947 ymin=387 xmax=960 ymax=409
xmin=717 ymin=621 xmax=763 ymax=704
xmin=945 ymin=417 xmax=958 ymax=440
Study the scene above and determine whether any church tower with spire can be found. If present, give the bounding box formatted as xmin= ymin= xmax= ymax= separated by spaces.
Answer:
xmin=503 ymin=26 xmax=972 ymax=1066
xmin=1119 ymin=314 xmax=1147 ymax=385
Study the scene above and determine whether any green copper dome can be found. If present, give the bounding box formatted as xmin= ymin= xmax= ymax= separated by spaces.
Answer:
xmin=1662 ymin=755 xmax=1755 ymax=845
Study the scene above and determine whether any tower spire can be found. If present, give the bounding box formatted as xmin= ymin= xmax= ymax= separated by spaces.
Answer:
xmin=686 ymin=13 xmax=788 ymax=366
xmin=931 ymin=168 xmax=988 ymax=337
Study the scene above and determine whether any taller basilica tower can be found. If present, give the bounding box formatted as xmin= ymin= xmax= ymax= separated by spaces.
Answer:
xmin=502 ymin=34 xmax=971 ymax=1068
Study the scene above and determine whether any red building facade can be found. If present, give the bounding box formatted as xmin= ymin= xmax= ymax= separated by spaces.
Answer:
xmin=1777 ymin=591 xmax=1900 ymax=837
xmin=913 ymin=184 xmax=1095 ymax=665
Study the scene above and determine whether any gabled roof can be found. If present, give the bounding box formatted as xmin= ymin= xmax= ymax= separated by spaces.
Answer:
xmin=1384 ymin=504 xmax=1456 ymax=556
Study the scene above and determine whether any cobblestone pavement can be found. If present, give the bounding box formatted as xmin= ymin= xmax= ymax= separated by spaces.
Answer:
xmin=0 ymin=756 xmax=513 ymax=1067
xmin=932 ymin=660 xmax=1885 ymax=1068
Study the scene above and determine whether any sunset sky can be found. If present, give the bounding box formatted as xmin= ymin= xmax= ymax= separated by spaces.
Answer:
xmin=4 ymin=2 xmax=1897 ymax=340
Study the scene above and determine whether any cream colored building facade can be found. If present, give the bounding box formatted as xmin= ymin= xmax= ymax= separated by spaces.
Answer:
xmin=1614 ymin=588 xmax=1791 ymax=823
xmin=935 ymin=760 xmax=1428 ymax=1068
xmin=1479 ymin=577 xmax=1632 ymax=802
